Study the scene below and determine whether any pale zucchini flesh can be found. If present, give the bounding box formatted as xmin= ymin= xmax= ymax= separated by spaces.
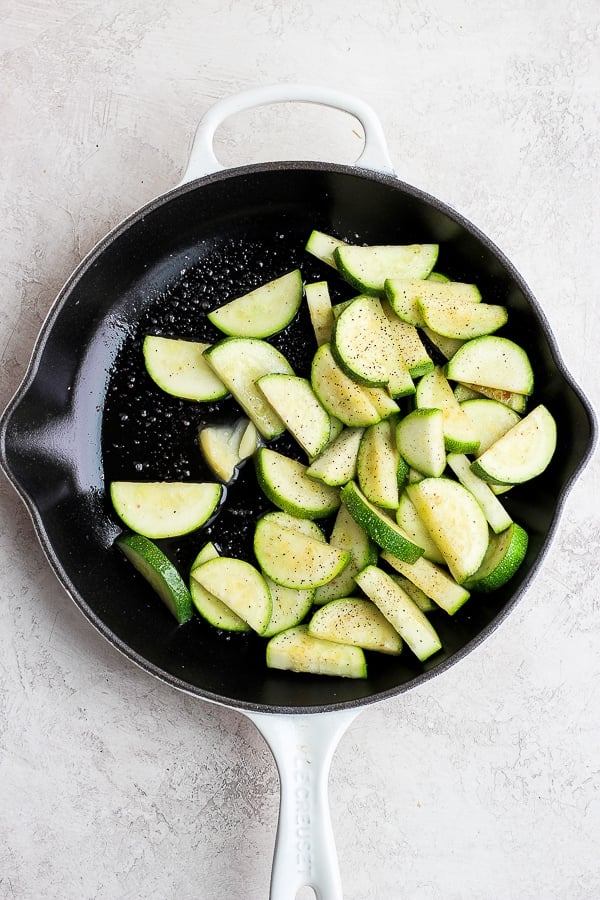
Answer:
xmin=388 ymin=573 xmax=437 ymax=613
xmin=262 ymin=578 xmax=314 ymax=638
xmin=110 ymin=481 xmax=222 ymax=539
xmin=143 ymin=336 xmax=228 ymax=402
xmin=259 ymin=510 xmax=325 ymax=543
xmin=385 ymin=278 xmax=481 ymax=327
xmin=356 ymin=420 xmax=401 ymax=509
xmin=266 ymin=625 xmax=367 ymax=678
xmin=305 ymin=230 xmax=347 ymax=269
xmin=255 ymin=447 xmax=341 ymax=519
xmin=305 ymin=280 xmax=335 ymax=345
xmin=190 ymin=543 xmax=250 ymax=632
xmin=355 ymin=566 xmax=442 ymax=662
xmin=332 ymin=295 xmax=393 ymax=387
xmin=305 ymin=426 xmax=364 ymax=486
xmin=446 ymin=453 xmax=513 ymax=534
xmin=416 ymin=366 xmax=481 ymax=453
xmin=198 ymin=417 xmax=255 ymax=482
xmin=360 ymin=383 xmax=401 ymax=419
xmin=207 ymin=269 xmax=302 ymax=338
xmin=406 ymin=478 xmax=489 ymax=583
xmin=459 ymin=398 xmax=521 ymax=455
xmin=418 ymin=297 xmax=508 ymax=340
xmin=445 ymin=335 xmax=534 ymax=395
xmin=203 ymin=337 xmax=294 ymax=439
xmin=335 ymin=244 xmax=439 ymax=295
xmin=332 ymin=295 xmax=414 ymax=396
xmin=311 ymin=343 xmax=383 ymax=427
xmin=395 ymin=492 xmax=446 ymax=565
xmin=470 ymin=404 xmax=557 ymax=485
xmin=309 ymin=597 xmax=403 ymax=655
xmin=459 ymin=382 xmax=528 ymax=413
xmin=421 ymin=325 xmax=465 ymax=360
xmin=381 ymin=301 xmax=434 ymax=378
xmin=313 ymin=503 xmax=378 ymax=605
xmin=190 ymin=556 xmax=272 ymax=635
xmin=395 ymin=408 xmax=446 ymax=478
xmin=380 ymin=550 xmax=470 ymax=615
xmin=257 ymin=373 xmax=331 ymax=458
xmin=254 ymin=514 xmax=350 ymax=590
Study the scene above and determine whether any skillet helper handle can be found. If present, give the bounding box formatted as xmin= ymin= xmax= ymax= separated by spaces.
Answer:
xmin=246 ymin=708 xmax=361 ymax=900
xmin=179 ymin=83 xmax=395 ymax=184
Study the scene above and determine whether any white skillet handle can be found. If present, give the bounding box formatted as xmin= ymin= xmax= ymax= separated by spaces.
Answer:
xmin=179 ymin=83 xmax=395 ymax=185
xmin=245 ymin=707 xmax=361 ymax=900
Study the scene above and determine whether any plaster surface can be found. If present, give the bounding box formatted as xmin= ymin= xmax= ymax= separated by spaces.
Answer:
xmin=1 ymin=3 xmax=599 ymax=898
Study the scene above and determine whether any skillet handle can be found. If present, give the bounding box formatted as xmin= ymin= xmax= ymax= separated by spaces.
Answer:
xmin=179 ymin=83 xmax=395 ymax=184
xmin=245 ymin=707 xmax=361 ymax=900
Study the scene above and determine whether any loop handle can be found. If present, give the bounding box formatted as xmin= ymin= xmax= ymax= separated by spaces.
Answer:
xmin=179 ymin=83 xmax=395 ymax=184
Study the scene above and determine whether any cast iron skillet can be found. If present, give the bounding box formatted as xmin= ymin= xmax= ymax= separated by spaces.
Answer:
xmin=0 ymin=85 xmax=596 ymax=898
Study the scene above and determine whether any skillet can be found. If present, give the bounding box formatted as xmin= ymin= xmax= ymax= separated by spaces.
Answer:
xmin=0 ymin=84 xmax=596 ymax=899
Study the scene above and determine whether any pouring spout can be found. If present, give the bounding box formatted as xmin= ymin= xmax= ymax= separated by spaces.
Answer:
xmin=245 ymin=707 xmax=362 ymax=900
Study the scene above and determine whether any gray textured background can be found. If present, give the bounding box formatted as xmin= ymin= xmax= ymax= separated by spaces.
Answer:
xmin=1 ymin=2 xmax=599 ymax=898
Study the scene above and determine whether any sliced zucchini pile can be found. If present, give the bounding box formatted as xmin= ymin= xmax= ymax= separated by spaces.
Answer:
xmin=109 ymin=231 xmax=558 ymax=680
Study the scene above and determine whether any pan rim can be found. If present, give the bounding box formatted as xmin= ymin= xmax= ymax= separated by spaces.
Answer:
xmin=1 ymin=159 xmax=597 ymax=715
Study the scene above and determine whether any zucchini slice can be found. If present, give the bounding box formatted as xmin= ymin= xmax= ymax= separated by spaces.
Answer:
xmin=340 ymin=481 xmax=424 ymax=563
xmin=459 ymin=382 xmax=528 ymax=414
xmin=406 ymin=478 xmax=489 ymax=583
xmin=334 ymin=244 xmax=439 ymax=295
xmin=415 ymin=366 xmax=481 ymax=454
xmin=259 ymin=510 xmax=325 ymax=543
xmin=255 ymin=447 xmax=341 ymax=519
xmin=306 ymin=426 xmax=364 ymax=487
xmin=143 ymin=336 xmax=228 ymax=402
xmin=395 ymin=491 xmax=446 ymax=565
xmin=116 ymin=533 xmax=193 ymax=625
xmin=418 ymin=297 xmax=508 ymax=340
xmin=309 ymin=597 xmax=403 ymax=655
xmin=380 ymin=550 xmax=470 ymax=615
xmin=311 ymin=343 xmax=383 ymax=427
xmin=257 ymin=373 xmax=331 ymax=458
xmin=110 ymin=481 xmax=222 ymax=539
xmin=313 ymin=503 xmax=378 ymax=605
xmin=190 ymin=556 xmax=272 ymax=635
xmin=463 ymin=522 xmax=529 ymax=592
xmin=381 ymin=301 xmax=434 ymax=378
xmin=331 ymin=295 xmax=390 ymax=386
xmin=459 ymin=398 xmax=521 ymax=455
xmin=262 ymin=578 xmax=314 ymax=638
xmin=470 ymin=404 xmax=557 ymax=485
xmin=395 ymin=408 xmax=447 ymax=479
xmin=189 ymin=542 xmax=250 ymax=632
xmin=422 ymin=326 xmax=465 ymax=361
xmin=305 ymin=230 xmax=346 ymax=269
xmin=355 ymin=565 xmax=442 ymax=662
xmin=203 ymin=337 xmax=294 ymax=439
xmin=254 ymin=514 xmax=350 ymax=590
xmin=446 ymin=453 xmax=513 ymax=534
xmin=305 ymin=280 xmax=335 ymax=346
xmin=385 ymin=278 xmax=481 ymax=327
xmin=356 ymin=419 xmax=401 ymax=509
xmin=266 ymin=625 xmax=367 ymax=678
xmin=388 ymin=573 xmax=437 ymax=613
xmin=332 ymin=295 xmax=414 ymax=396
xmin=208 ymin=269 xmax=302 ymax=338
xmin=198 ymin=417 xmax=258 ymax=482
xmin=445 ymin=335 xmax=534 ymax=395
